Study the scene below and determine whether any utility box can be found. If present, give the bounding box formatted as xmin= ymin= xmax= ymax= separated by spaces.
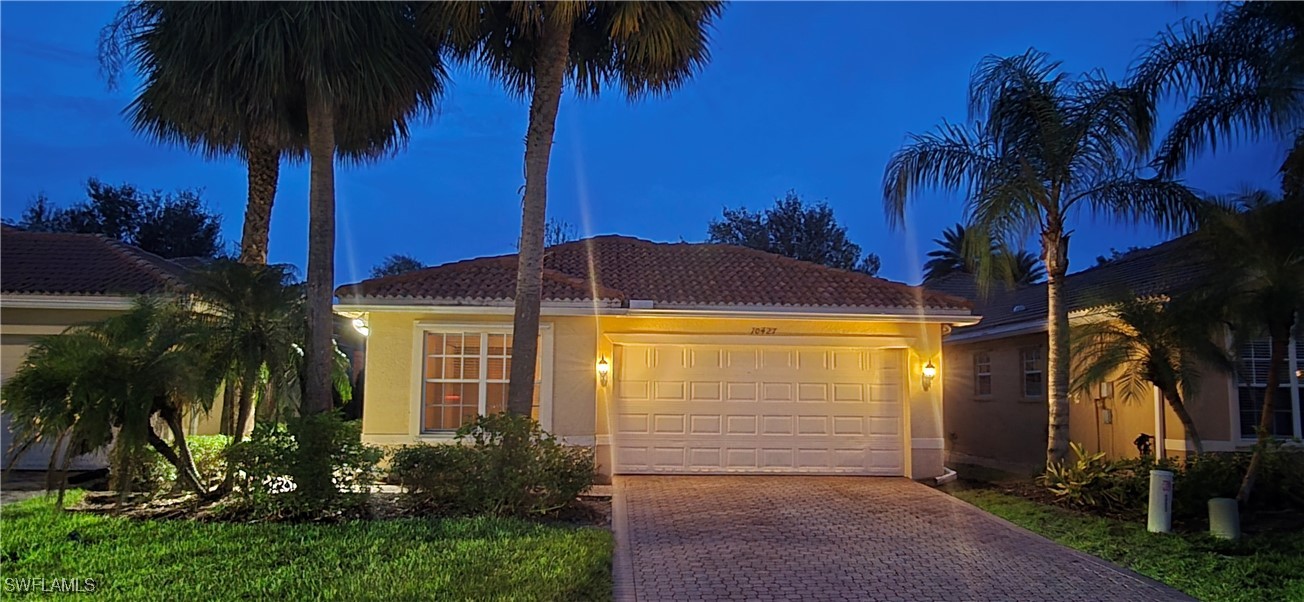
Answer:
xmin=1148 ymin=470 xmax=1174 ymax=533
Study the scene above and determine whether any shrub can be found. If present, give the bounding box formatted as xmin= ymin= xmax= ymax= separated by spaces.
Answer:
xmin=226 ymin=413 xmax=382 ymax=519
xmin=116 ymin=434 xmax=232 ymax=495
xmin=393 ymin=413 xmax=596 ymax=517
xmin=1041 ymin=442 xmax=1128 ymax=511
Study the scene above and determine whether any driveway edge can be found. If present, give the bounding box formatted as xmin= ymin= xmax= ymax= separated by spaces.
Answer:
xmin=611 ymin=476 xmax=637 ymax=602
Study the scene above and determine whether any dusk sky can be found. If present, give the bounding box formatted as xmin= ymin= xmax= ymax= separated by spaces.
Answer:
xmin=1 ymin=1 xmax=1287 ymax=286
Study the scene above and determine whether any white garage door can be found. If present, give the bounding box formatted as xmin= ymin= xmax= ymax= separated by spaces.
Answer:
xmin=610 ymin=341 xmax=904 ymax=475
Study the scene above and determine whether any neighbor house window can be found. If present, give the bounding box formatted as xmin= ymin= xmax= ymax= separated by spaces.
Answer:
xmin=973 ymin=351 xmax=992 ymax=397
xmin=1236 ymin=332 xmax=1302 ymax=439
xmin=1021 ymin=347 xmax=1043 ymax=398
xmin=420 ymin=330 xmax=543 ymax=433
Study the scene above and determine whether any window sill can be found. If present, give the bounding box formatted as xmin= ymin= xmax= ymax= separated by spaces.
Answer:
xmin=416 ymin=432 xmax=458 ymax=441
xmin=972 ymin=396 xmax=994 ymax=402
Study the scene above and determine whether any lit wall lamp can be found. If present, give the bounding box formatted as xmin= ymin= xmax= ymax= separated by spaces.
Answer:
xmin=597 ymin=356 xmax=610 ymax=386
xmin=921 ymin=360 xmax=937 ymax=391
xmin=351 ymin=317 xmax=370 ymax=337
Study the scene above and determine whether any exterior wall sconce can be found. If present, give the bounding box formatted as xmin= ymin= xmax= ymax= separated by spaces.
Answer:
xmin=921 ymin=360 xmax=937 ymax=391
xmin=351 ymin=317 xmax=370 ymax=337
xmin=597 ymin=356 xmax=610 ymax=386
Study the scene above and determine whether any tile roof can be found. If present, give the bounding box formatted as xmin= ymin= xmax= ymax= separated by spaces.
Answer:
xmin=948 ymin=234 xmax=1207 ymax=338
xmin=1 ymin=227 xmax=188 ymax=296
xmin=337 ymin=235 xmax=971 ymax=313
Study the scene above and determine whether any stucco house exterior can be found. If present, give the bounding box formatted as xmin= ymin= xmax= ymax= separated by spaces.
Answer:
xmin=0 ymin=227 xmax=223 ymax=470
xmin=938 ymin=236 xmax=1304 ymax=475
xmin=336 ymin=235 xmax=977 ymax=481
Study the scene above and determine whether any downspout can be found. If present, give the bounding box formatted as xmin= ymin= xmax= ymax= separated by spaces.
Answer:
xmin=1153 ymin=386 xmax=1166 ymax=460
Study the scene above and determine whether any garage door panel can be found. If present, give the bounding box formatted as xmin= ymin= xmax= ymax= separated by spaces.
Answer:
xmin=797 ymin=383 xmax=828 ymax=402
xmin=612 ymin=343 xmax=904 ymax=476
xmin=725 ymin=382 xmax=757 ymax=401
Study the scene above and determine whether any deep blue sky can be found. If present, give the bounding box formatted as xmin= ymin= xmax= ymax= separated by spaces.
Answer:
xmin=1 ymin=2 xmax=1286 ymax=286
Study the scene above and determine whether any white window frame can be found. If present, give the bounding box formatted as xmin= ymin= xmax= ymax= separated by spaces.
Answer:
xmin=409 ymin=322 xmax=554 ymax=439
xmin=1021 ymin=347 xmax=1043 ymax=399
xmin=973 ymin=351 xmax=992 ymax=398
xmin=1233 ymin=333 xmax=1303 ymax=443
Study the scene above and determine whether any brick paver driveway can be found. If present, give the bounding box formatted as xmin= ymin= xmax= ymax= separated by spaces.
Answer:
xmin=612 ymin=476 xmax=1192 ymax=602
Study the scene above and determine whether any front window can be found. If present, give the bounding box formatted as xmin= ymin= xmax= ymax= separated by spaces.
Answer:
xmin=421 ymin=330 xmax=541 ymax=433
xmin=1236 ymin=331 xmax=1302 ymax=439
xmin=973 ymin=351 xmax=992 ymax=397
xmin=1022 ymin=347 xmax=1043 ymax=398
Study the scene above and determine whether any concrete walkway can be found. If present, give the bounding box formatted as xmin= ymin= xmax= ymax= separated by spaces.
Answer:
xmin=612 ymin=476 xmax=1192 ymax=602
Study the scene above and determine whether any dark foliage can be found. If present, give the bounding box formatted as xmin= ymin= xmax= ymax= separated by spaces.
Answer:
xmin=707 ymin=191 xmax=881 ymax=275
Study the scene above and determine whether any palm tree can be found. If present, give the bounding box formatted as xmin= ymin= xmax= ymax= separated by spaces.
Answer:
xmin=3 ymin=300 xmax=226 ymax=501
xmin=1004 ymin=249 xmax=1046 ymax=285
xmin=883 ymin=50 xmax=1201 ymax=466
xmin=189 ymin=262 xmax=305 ymax=445
xmin=100 ymin=3 xmax=298 ymax=265
xmin=1071 ymin=294 xmax=1231 ymax=454
xmin=100 ymin=3 xmax=444 ymax=422
xmin=923 ymin=224 xmax=972 ymax=283
xmin=425 ymin=2 xmax=723 ymax=416
xmin=1133 ymin=2 xmax=1304 ymax=191
xmin=1196 ymin=193 xmax=1304 ymax=503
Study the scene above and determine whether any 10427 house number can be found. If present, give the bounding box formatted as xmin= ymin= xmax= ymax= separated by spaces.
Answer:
xmin=749 ymin=327 xmax=777 ymax=335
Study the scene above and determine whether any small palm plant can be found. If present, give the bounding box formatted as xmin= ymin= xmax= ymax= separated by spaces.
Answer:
xmin=3 ymin=299 xmax=225 ymax=502
xmin=1071 ymin=294 xmax=1232 ymax=454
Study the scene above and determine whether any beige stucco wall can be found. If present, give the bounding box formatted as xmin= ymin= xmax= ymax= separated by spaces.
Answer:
xmin=356 ymin=309 xmax=949 ymax=479
xmin=945 ymin=326 xmax=1241 ymax=473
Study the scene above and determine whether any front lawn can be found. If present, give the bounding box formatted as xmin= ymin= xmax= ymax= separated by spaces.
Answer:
xmin=950 ymin=487 xmax=1304 ymax=602
xmin=0 ymin=492 xmax=612 ymax=601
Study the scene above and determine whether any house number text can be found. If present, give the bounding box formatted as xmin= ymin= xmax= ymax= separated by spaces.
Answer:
xmin=749 ymin=327 xmax=777 ymax=335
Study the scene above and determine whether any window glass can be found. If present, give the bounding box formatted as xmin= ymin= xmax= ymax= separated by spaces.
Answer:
xmin=1237 ymin=336 xmax=1299 ymax=438
xmin=1022 ymin=348 xmax=1043 ymax=398
xmin=421 ymin=331 xmax=544 ymax=432
xmin=973 ymin=351 xmax=992 ymax=397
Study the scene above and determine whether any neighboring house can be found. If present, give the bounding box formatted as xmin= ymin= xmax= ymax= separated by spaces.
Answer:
xmin=0 ymin=227 xmax=221 ymax=470
xmin=336 ymin=235 xmax=976 ymax=481
xmin=941 ymin=237 xmax=1304 ymax=475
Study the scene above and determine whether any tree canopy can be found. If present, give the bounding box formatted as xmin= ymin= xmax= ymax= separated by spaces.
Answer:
xmin=6 ymin=179 xmax=223 ymax=259
xmin=371 ymin=254 xmax=427 ymax=279
xmin=708 ymin=191 xmax=881 ymax=276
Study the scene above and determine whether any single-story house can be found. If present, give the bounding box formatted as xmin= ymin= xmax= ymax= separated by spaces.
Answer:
xmin=0 ymin=227 xmax=221 ymax=470
xmin=938 ymin=236 xmax=1303 ymax=475
xmin=336 ymin=235 xmax=977 ymax=481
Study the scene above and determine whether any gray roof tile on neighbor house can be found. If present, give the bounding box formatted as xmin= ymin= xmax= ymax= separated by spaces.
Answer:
xmin=337 ymin=235 xmax=972 ymax=313
xmin=1 ymin=227 xmax=188 ymax=296
xmin=950 ymin=234 xmax=1207 ymax=338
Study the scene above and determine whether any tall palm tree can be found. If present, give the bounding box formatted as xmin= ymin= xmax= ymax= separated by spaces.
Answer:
xmin=1196 ymin=193 xmax=1304 ymax=503
xmin=1004 ymin=249 xmax=1046 ymax=285
xmin=1133 ymin=2 xmax=1304 ymax=192
xmin=1071 ymin=294 xmax=1231 ymax=454
xmin=883 ymin=50 xmax=1201 ymax=466
xmin=100 ymin=3 xmax=299 ymax=265
xmin=105 ymin=4 xmax=444 ymax=421
xmin=425 ymin=2 xmax=724 ymax=416
xmin=3 ymin=300 xmax=226 ymax=500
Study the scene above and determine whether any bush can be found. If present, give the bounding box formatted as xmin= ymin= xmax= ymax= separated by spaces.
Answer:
xmin=1040 ymin=440 xmax=1304 ymax=521
xmin=226 ymin=413 xmax=383 ymax=519
xmin=115 ymin=434 xmax=232 ymax=495
xmin=392 ymin=413 xmax=596 ymax=517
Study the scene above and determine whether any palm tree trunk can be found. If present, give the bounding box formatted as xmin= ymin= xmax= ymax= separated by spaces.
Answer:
xmin=239 ymin=143 xmax=280 ymax=264
xmin=303 ymin=87 xmax=337 ymax=417
xmin=153 ymin=407 xmax=207 ymax=496
xmin=232 ymin=364 xmax=259 ymax=444
xmin=506 ymin=10 xmax=574 ymax=417
xmin=1162 ymin=387 xmax=1204 ymax=455
xmin=219 ymin=381 xmax=236 ymax=436
xmin=1237 ymin=320 xmax=1293 ymax=504
xmin=1043 ymin=229 xmax=1071 ymax=467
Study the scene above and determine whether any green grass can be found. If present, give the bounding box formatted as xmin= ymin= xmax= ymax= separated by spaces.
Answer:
xmin=0 ymin=492 xmax=612 ymax=601
xmin=950 ymin=488 xmax=1304 ymax=602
